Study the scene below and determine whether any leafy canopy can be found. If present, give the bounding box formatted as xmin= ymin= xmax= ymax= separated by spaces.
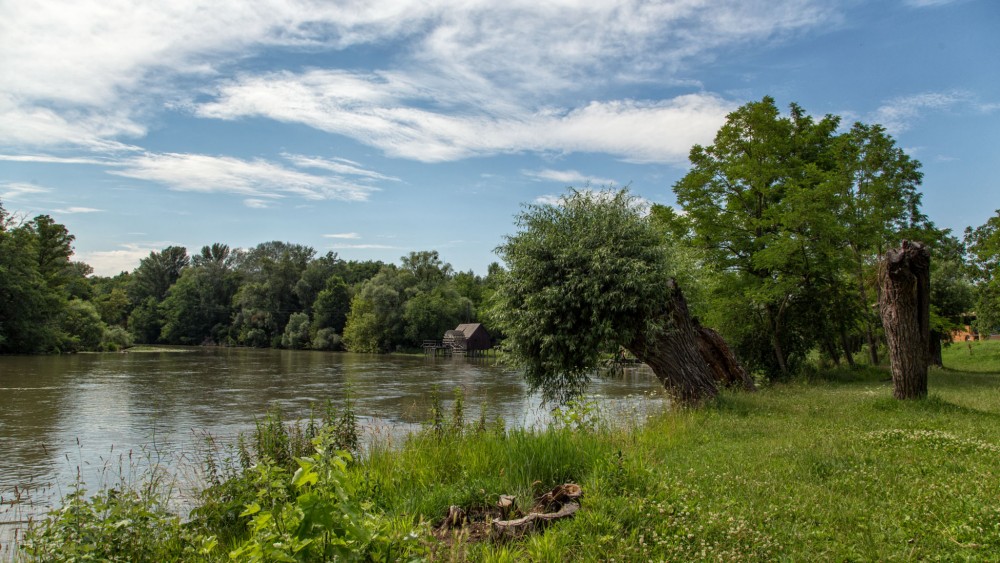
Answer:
xmin=493 ymin=189 xmax=673 ymax=402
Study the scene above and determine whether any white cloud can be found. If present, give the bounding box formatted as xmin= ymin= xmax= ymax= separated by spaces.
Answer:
xmin=0 ymin=153 xmax=113 ymax=165
xmin=323 ymin=232 xmax=361 ymax=239
xmin=870 ymin=91 xmax=971 ymax=134
xmin=328 ymin=243 xmax=395 ymax=249
xmin=283 ymin=154 xmax=400 ymax=182
xmin=52 ymin=207 xmax=103 ymax=214
xmin=523 ymin=169 xmax=618 ymax=186
xmin=1 ymin=182 xmax=51 ymax=200
xmin=902 ymin=0 xmax=963 ymax=7
xmin=79 ymin=243 xmax=170 ymax=276
xmin=243 ymin=199 xmax=270 ymax=208
xmin=1 ymin=0 xmax=836 ymax=155
xmin=109 ymin=152 xmax=377 ymax=201
xmin=200 ymin=76 xmax=734 ymax=163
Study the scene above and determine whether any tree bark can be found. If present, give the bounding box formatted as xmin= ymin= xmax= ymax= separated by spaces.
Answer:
xmin=627 ymin=279 xmax=750 ymax=406
xmin=840 ymin=328 xmax=857 ymax=369
xmin=694 ymin=324 xmax=757 ymax=391
xmin=878 ymin=241 xmax=931 ymax=400
xmin=928 ymin=330 xmax=943 ymax=368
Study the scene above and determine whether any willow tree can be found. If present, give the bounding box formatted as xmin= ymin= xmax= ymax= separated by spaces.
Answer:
xmin=492 ymin=189 xmax=753 ymax=406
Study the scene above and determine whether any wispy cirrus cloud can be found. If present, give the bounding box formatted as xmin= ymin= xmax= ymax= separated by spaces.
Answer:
xmin=1 ymin=181 xmax=51 ymax=200
xmin=109 ymin=152 xmax=377 ymax=201
xmin=284 ymin=154 xmax=400 ymax=182
xmin=52 ymin=207 xmax=103 ymax=214
xmin=199 ymin=77 xmax=735 ymax=163
xmin=328 ymin=243 xmax=395 ymax=249
xmin=0 ymin=153 xmax=114 ymax=165
xmin=870 ymin=91 xmax=972 ymax=134
xmin=523 ymin=169 xmax=618 ymax=186
xmin=323 ymin=232 xmax=361 ymax=239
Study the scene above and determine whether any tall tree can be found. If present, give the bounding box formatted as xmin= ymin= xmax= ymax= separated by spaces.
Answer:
xmin=674 ymin=97 xmax=841 ymax=375
xmin=832 ymin=123 xmax=927 ymax=365
xmin=964 ymin=210 xmax=1000 ymax=335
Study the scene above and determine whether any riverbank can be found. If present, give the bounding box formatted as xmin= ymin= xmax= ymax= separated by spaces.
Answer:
xmin=8 ymin=341 xmax=1000 ymax=561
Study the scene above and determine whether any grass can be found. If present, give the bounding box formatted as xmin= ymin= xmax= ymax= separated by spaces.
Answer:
xmin=11 ymin=343 xmax=1000 ymax=561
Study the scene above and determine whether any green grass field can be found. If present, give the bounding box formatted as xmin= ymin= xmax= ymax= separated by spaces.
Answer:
xmin=13 ymin=341 xmax=1000 ymax=561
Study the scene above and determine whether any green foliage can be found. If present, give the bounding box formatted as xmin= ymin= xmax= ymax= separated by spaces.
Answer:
xmin=673 ymin=97 xmax=932 ymax=376
xmin=310 ymin=275 xmax=350 ymax=336
xmin=60 ymin=298 xmax=107 ymax=352
xmin=492 ymin=188 xmax=673 ymax=402
xmin=21 ymin=485 xmax=214 ymax=562
xmin=311 ymin=328 xmax=343 ymax=351
xmin=281 ymin=312 xmax=312 ymax=349
xmin=965 ymin=210 xmax=1000 ymax=334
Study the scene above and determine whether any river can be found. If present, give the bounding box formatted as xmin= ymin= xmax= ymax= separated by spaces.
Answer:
xmin=0 ymin=347 xmax=665 ymax=547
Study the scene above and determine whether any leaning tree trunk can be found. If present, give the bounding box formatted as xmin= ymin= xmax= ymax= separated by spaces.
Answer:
xmin=627 ymin=279 xmax=753 ymax=406
xmin=694 ymin=324 xmax=756 ymax=391
xmin=878 ymin=241 xmax=931 ymax=400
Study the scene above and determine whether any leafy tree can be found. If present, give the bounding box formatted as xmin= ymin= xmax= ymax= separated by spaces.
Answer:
xmin=294 ymin=252 xmax=342 ymax=313
xmin=403 ymin=288 xmax=470 ymax=346
xmin=281 ymin=312 xmax=311 ymax=349
xmin=965 ymin=210 xmax=1000 ymax=335
xmin=674 ymin=97 xmax=842 ymax=375
xmin=60 ymin=299 xmax=107 ymax=352
xmin=674 ymin=97 xmax=932 ymax=375
xmin=493 ymin=189 xmax=749 ymax=405
xmin=160 ymin=244 xmax=241 ymax=345
xmin=832 ymin=122 xmax=928 ymax=364
xmin=130 ymin=246 xmax=189 ymax=303
xmin=0 ymin=204 xmax=65 ymax=352
xmin=233 ymin=242 xmax=314 ymax=346
xmin=311 ymin=276 xmax=351 ymax=336
xmin=342 ymin=267 xmax=408 ymax=352
xmin=28 ymin=215 xmax=76 ymax=290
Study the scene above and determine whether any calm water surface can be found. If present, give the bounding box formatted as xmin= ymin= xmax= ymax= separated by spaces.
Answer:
xmin=0 ymin=347 xmax=664 ymax=538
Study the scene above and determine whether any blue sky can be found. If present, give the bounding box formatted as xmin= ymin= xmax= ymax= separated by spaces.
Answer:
xmin=1 ymin=0 xmax=997 ymax=276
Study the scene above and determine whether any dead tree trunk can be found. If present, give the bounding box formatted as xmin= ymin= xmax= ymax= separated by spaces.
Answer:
xmin=878 ymin=241 xmax=931 ymax=400
xmin=627 ymin=279 xmax=751 ymax=405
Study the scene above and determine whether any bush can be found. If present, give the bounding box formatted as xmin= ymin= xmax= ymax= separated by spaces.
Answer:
xmin=101 ymin=325 xmax=134 ymax=351
xmin=311 ymin=327 xmax=343 ymax=351
xmin=280 ymin=312 xmax=311 ymax=349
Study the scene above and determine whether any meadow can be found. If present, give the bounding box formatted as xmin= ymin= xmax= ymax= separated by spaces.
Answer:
xmin=8 ymin=340 xmax=1000 ymax=561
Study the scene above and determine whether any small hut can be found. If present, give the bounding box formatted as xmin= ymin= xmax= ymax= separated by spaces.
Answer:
xmin=453 ymin=323 xmax=492 ymax=352
xmin=426 ymin=323 xmax=493 ymax=356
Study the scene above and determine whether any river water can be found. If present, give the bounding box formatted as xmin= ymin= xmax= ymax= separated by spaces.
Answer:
xmin=0 ymin=347 xmax=664 ymax=545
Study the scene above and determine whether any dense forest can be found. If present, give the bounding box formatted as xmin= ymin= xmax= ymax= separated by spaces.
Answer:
xmin=2 ymin=99 xmax=998 ymax=381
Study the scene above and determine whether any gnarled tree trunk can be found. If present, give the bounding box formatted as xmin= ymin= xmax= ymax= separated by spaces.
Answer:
xmin=627 ymin=279 xmax=753 ymax=406
xmin=878 ymin=241 xmax=931 ymax=400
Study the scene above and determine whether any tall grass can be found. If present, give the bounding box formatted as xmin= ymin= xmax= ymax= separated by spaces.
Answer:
xmin=12 ymin=344 xmax=1000 ymax=561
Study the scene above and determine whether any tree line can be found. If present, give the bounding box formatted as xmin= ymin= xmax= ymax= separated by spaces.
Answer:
xmin=0 ymin=213 xmax=500 ymax=354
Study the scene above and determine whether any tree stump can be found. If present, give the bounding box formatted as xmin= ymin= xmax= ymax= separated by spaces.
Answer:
xmin=878 ymin=241 xmax=931 ymax=399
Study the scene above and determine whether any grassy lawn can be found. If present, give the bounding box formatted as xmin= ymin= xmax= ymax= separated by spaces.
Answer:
xmin=15 ymin=341 xmax=1000 ymax=561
